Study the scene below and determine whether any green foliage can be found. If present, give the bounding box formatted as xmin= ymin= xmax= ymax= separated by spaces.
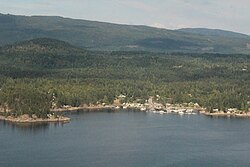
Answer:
xmin=0 ymin=38 xmax=249 ymax=117
xmin=1 ymin=14 xmax=250 ymax=53
xmin=0 ymin=80 xmax=51 ymax=118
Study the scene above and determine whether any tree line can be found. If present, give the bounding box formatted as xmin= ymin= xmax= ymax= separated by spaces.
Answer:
xmin=0 ymin=41 xmax=249 ymax=117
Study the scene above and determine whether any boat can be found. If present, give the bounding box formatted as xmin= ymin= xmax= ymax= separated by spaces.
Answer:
xmin=159 ymin=110 xmax=166 ymax=114
xmin=178 ymin=111 xmax=184 ymax=115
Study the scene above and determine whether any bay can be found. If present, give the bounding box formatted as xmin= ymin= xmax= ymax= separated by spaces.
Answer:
xmin=1 ymin=109 xmax=250 ymax=167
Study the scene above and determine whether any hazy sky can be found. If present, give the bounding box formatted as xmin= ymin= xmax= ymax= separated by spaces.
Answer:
xmin=1 ymin=0 xmax=250 ymax=34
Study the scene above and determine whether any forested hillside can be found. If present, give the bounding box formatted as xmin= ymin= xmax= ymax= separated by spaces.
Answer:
xmin=1 ymin=13 xmax=250 ymax=53
xmin=0 ymin=38 xmax=249 ymax=117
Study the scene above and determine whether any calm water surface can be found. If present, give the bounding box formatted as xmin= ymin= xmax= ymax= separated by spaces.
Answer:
xmin=1 ymin=109 xmax=250 ymax=167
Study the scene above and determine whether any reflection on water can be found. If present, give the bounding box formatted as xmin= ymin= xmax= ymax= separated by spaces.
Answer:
xmin=0 ymin=109 xmax=140 ymax=133
xmin=72 ymin=108 xmax=120 ymax=113
xmin=0 ymin=120 xmax=67 ymax=133
xmin=68 ymin=108 xmax=141 ymax=115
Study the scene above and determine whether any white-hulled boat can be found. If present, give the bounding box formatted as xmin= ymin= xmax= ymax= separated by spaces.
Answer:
xmin=159 ymin=110 xmax=166 ymax=114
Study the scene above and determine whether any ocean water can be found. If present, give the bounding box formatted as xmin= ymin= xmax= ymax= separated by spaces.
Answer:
xmin=1 ymin=109 xmax=250 ymax=167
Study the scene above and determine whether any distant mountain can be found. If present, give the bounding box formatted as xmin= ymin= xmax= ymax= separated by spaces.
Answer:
xmin=178 ymin=28 xmax=249 ymax=38
xmin=0 ymin=13 xmax=250 ymax=53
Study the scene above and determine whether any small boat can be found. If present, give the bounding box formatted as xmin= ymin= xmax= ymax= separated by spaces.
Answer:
xmin=159 ymin=110 xmax=166 ymax=114
xmin=178 ymin=111 xmax=184 ymax=115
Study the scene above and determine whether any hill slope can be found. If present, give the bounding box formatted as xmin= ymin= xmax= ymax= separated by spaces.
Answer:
xmin=2 ymin=38 xmax=79 ymax=53
xmin=0 ymin=13 xmax=250 ymax=53
xmin=0 ymin=38 xmax=249 ymax=112
xmin=0 ymin=38 xmax=87 ymax=70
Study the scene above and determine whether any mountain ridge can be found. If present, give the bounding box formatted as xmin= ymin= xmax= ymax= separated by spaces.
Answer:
xmin=178 ymin=28 xmax=250 ymax=38
xmin=0 ymin=13 xmax=250 ymax=53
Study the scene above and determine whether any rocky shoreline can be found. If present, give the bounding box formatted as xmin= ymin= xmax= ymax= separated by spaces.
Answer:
xmin=50 ymin=102 xmax=250 ymax=118
xmin=1 ymin=101 xmax=249 ymax=124
xmin=203 ymin=112 xmax=250 ymax=117
xmin=50 ymin=105 xmax=116 ymax=112
xmin=0 ymin=114 xmax=70 ymax=123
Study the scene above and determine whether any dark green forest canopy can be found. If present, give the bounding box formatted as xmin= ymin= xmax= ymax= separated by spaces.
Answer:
xmin=0 ymin=38 xmax=249 ymax=117
xmin=1 ymin=13 xmax=250 ymax=54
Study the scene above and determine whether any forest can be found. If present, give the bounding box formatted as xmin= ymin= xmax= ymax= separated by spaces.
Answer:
xmin=0 ymin=38 xmax=249 ymax=117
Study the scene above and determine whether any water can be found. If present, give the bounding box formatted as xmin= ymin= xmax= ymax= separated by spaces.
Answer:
xmin=1 ymin=109 xmax=250 ymax=167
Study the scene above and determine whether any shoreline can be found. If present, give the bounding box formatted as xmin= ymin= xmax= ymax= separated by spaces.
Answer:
xmin=1 ymin=105 xmax=249 ymax=124
xmin=203 ymin=112 xmax=250 ymax=118
xmin=50 ymin=105 xmax=250 ymax=118
xmin=0 ymin=115 xmax=70 ymax=123
xmin=50 ymin=105 xmax=117 ymax=112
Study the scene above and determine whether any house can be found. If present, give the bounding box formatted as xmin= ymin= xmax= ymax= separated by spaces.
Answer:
xmin=118 ymin=94 xmax=126 ymax=98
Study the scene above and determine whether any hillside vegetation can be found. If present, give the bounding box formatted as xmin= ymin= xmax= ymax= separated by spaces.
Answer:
xmin=0 ymin=38 xmax=249 ymax=117
xmin=0 ymin=13 xmax=250 ymax=53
